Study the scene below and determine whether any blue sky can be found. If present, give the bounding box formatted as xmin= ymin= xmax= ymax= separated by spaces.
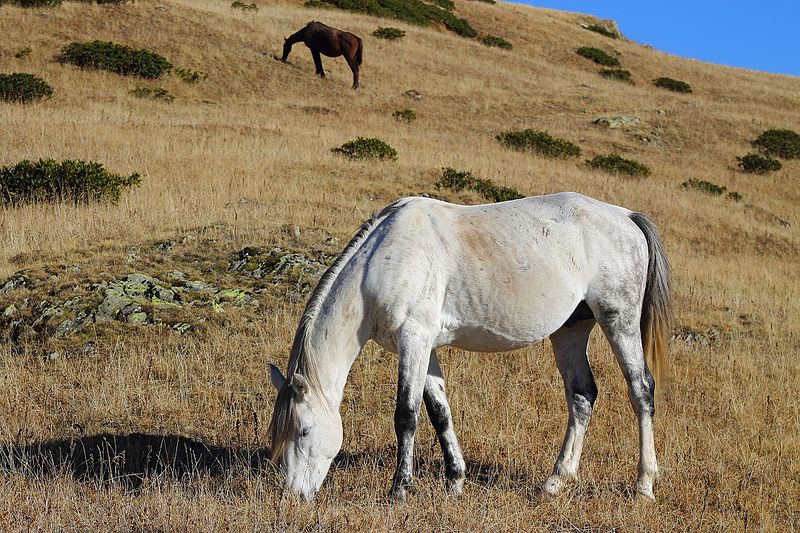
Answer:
xmin=519 ymin=1 xmax=800 ymax=77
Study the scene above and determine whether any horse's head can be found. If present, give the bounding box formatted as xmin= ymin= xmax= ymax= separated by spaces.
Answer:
xmin=281 ymin=37 xmax=292 ymax=62
xmin=268 ymin=364 xmax=342 ymax=500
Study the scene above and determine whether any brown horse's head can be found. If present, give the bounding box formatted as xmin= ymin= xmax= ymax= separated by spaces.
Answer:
xmin=281 ymin=37 xmax=292 ymax=62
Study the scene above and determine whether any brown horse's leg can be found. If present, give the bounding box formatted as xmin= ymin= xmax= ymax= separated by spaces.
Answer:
xmin=345 ymin=56 xmax=359 ymax=89
xmin=311 ymin=49 xmax=325 ymax=77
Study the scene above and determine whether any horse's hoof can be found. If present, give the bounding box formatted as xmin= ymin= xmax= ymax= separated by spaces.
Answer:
xmin=388 ymin=484 xmax=412 ymax=503
xmin=444 ymin=476 xmax=465 ymax=497
xmin=541 ymin=475 xmax=563 ymax=497
xmin=635 ymin=484 xmax=656 ymax=502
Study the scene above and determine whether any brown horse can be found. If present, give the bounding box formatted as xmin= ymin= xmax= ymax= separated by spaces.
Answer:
xmin=282 ymin=21 xmax=363 ymax=89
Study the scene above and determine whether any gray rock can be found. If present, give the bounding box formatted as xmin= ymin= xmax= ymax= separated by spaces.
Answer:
xmin=593 ymin=115 xmax=641 ymax=129
xmin=0 ymin=275 xmax=27 ymax=295
xmin=404 ymin=89 xmax=422 ymax=100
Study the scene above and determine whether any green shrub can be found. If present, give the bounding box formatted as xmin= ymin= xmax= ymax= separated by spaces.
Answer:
xmin=437 ymin=167 xmax=523 ymax=203
xmin=585 ymin=24 xmax=618 ymax=39
xmin=331 ymin=137 xmax=397 ymax=161
xmin=392 ymin=109 xmax=416 ymax=122
xmin=472 ymin=0 xmax=495 ymax=3
xmin=0 ymin=73 xmax=53 ymax=103
xmin=576 ymin=47 xmax=620 ymax=67
xmin=496 ymin=129 xmax=582 ymax=158
xmin=737 ymin=153 xmax=782 ymax=174
xmin=304 ymin=0 xmax=328 ymax=6
xmin=315 ymin=0 xmax=476 ymax=38
xmin=60 ymin=41 xmax=172 ymax=79
xmin=587 ymin=154 xmax=651 ymax=177
xmin=681 ymin=178 xmax=726 ymax=196
xmin=726 ymin=191 xmax=743 ymax=202
xmin=752 ymin=129 xmax=800 ymax=159
xmin=174 ymin=68 xmax=208 ymax=83
xmin=0 ymin=159 xmax=140 ymax=206
xmin=435 ymin=0 xmax=453 ymax=10
xmin=14 ymin=48 xmax=32 ymax=59
xmin=231 ymin=0 xmax=257 ymax=9
xmin=0 ymin=0 xmax=61 ymax=6
xmin=599 ymin=68 xmax=632 ymax=83
xmin=653 ymin=77 xmax=692 ymax=93
xmin=130 ymin=86 xmax=174 ymax=102
xmin=372 ymin=26 xmax=406 ymax=40
xmin=481 ymin=35 xmax=512 ymax=49
xmin=681 ymin=178 xmax=741 ymax=201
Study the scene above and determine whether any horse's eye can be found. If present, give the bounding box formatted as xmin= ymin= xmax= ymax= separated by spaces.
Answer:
xmin=300 ymin=427 xmax=311 ymax=438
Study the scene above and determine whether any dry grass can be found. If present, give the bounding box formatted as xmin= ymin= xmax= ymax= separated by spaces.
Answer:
xmin=0 ymin=0 xmax=798 ymax=530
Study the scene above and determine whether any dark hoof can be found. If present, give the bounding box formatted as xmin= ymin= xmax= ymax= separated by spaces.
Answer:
xmin=388 ymin=483 xmax=415 ymax=503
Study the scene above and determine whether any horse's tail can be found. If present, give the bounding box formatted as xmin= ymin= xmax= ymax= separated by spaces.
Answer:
xmin=355 ymin=36 xmax=363 ymax=66
xmin=629 ymin=212 xmax=673 ymax=387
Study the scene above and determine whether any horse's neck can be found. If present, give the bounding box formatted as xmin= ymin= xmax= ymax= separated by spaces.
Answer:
xmin=286 ymin=26 xmax=309 ymax=45
xmin=303 ymin=272 xmax=369 ymax=410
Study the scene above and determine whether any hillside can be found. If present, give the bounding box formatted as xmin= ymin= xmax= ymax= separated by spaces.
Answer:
xmin=0 ymin=0 xmax=798 ymax=530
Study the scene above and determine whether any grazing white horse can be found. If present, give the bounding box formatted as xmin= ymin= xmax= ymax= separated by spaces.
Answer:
xmin=268 ymin=192 xmax=672 ymax=501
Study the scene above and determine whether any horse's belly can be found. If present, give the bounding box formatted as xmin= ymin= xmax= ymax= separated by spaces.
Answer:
xmin=436 ymin=326 xmax=546 ymax=352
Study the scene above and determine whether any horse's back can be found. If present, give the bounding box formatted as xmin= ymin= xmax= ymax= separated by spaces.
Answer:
xmin=361 ymin=194 xmax=647 ymax=351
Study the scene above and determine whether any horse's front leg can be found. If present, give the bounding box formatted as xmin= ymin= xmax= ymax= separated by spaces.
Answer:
xmin=311 ymin=50 xmax=325 ymax=77
xmin=389 ymin=330 xmax=432 ymax=501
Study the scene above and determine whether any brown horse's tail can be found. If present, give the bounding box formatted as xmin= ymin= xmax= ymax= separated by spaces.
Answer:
xmin=355 ymin=36 xmax=363 ymax=66
xmin=629 ymin=212 xmax=673 ymax=388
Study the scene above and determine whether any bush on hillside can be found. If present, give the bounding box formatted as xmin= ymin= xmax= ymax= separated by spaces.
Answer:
xmin=174 ymin=68 xmax=208 ymax=83
xmin=59 ymin=41 xmax=172 ymax=79
xmin=0 ymin=0 xmax=61 ymax=6
xmin=304 ymin=0 xmax=329 ymax=7
xmin=0 ymin=73 xmax=53 ymax=103
xmin=314 ymin=0 xmax=477 ymax=38
xmin=472 ymin=0 xmax=496 ymax=3
xmin=14 ymin=48 xmax=32 ymax=59
xmin=481 ymin=35 xmax=512 ymax=50
xmin=599 ymin=68 xmax=633 ymax=83
xmin=130 ymin=86 xmax=174 ymax=102
xmin=497 ymin=129 xmax=582 ymax=158
xmin=435 ymin=0 xmax=453 ymax=10
xmin=752 ymin=129 xmax=800 ymax=159
xmin=437 ymin=167 xmax=524 ymax=203
xmin=372 ymin=26 xmax=406 ymax=40
xmin=653 ymin=77 xmax=692 ymax=93
xmin=682 ymin=178 xmax=742 ymax=201
xmin=392 ymin=109 xmax=416 ymax=122
xmin=736 ymin=153 xmax=782 ymax=174
xmin=587 ymin=154 xmax=651 ymax=177
xmin=0 ymin=159 xmax=140 ymax=206
xmin=585 ymin=24 xmax=618 ymax=39
xmin=331 ymin=137 xmax=397 ymax=161
xmin=576 ymin=47 xmax=620 ymax=67
xmin=231 ymin=1 xmax=257 ymax=9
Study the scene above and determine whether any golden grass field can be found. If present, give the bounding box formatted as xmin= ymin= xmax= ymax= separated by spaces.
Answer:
xmin=0 ymin=0 xmax=798 ymax=530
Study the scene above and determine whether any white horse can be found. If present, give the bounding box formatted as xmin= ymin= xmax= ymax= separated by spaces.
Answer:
xmin=267 ymin=192 xmax=672 ymax=501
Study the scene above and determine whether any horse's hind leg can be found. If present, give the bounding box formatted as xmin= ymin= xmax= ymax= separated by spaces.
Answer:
xmin=389 ymin=328 xmax=433 ymax=501
xmin=596 ymin=307 xmax=659 ymax=500
xmin=543 ymin=318 xmax=597 ymax=496
xmin=311 ymin=49 xmax=325 ymax=77
xmin=345 ymin=55 xmax=359 ymax=89
xmin=423 ymin=350 xmax=466 ymax=496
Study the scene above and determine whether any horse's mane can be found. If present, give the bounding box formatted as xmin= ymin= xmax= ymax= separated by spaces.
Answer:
xmin=269 ymin=199 xmax=409 ymax=461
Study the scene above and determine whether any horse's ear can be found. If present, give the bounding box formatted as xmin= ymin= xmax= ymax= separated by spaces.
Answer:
xmin=284 ymin=36 xmax=288 ymax=42
xmin=291 ymin=373 xmax=309 ymax=399
xmin=269 ymin=364 xmax=286 ymax=391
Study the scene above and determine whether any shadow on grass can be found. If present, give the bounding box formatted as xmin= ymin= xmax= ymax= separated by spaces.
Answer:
xmin=2 ymin=435 xmax=537 ymax=497
xmin=1 ymin=433 xmax=273 ymax=489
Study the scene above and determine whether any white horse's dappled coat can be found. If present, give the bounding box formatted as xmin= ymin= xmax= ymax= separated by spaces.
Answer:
xmin=268 ymin=192 xmax=672 ymax=501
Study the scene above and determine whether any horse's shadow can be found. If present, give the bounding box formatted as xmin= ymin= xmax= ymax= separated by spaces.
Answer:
xmin=1 ymin=433 xmax=273 ymax=490
xmin=2 ymin=434 xmax=534 ymax=495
